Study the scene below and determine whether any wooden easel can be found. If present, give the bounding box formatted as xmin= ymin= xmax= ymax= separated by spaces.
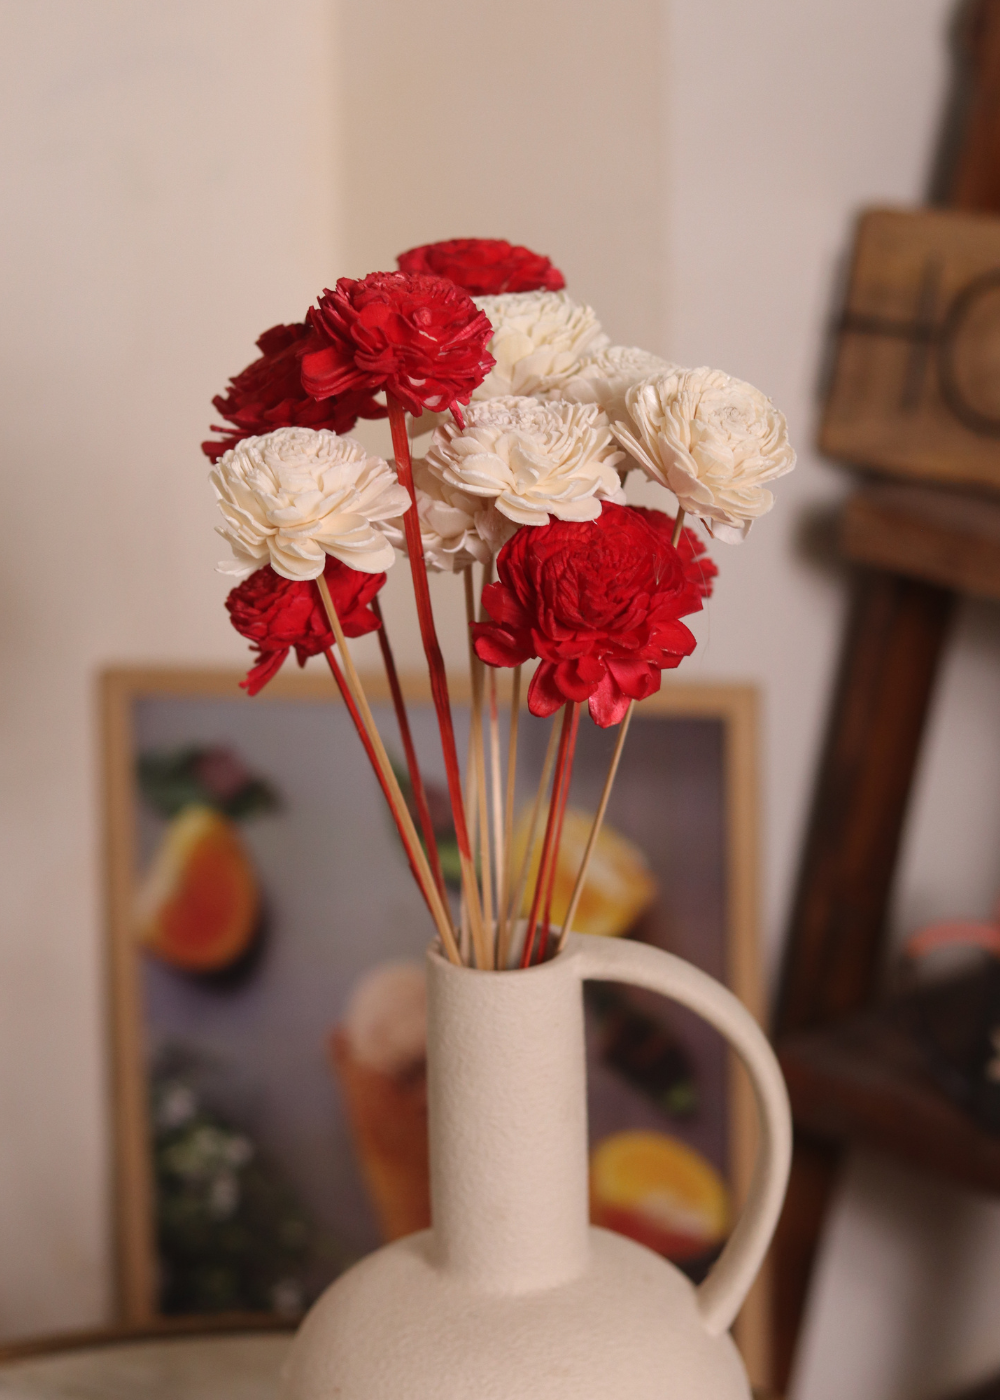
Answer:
xmin=771 ymin=3 xmax=1000 ymax=1396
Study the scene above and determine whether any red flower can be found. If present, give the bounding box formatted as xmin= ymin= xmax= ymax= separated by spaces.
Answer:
xmin=202 ymin=321 xmax=386 ymax=464
xmin=630 ymin=507 xmax=718 ymax=599
xmin=472 ymin=503 xmax=705 ymax=727
xmin=300 ymin=272 xmax=495 ymax=423
xmin=396 ymin=238 xmax=566 ymax=295
xmin=226 ymin=555 xmax=385 ymax=696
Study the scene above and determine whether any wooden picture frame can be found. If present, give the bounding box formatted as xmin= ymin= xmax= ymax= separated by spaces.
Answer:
xmin=821 ymin=205 xmax=1000 ymax=494
xmin=100 ymin=667 xmax=765 ymax=1377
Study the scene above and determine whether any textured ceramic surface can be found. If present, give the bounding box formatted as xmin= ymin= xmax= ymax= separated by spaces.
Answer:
xmin=284 ymin=934 xmax=791 ymax=1400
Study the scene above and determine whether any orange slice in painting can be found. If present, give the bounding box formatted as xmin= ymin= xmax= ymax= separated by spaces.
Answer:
xmin=512 ymin=807 xmax=657 ymax=939
xmin=590 ymin=1130 xmax=730 ymax=1261
xmin=136 ymin=805 xmax=260 ymax=973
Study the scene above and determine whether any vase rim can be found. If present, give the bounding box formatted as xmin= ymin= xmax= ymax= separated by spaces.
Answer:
xmin=426 ymin=926 xmax=576 ymax=977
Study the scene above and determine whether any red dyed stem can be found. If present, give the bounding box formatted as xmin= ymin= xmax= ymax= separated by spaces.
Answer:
xmin=541 ymin=702 xmax=580 ymax=946
xmin=371 ymin=595 xmax=447 ymax=903
xmin=387 ymin=393 xmax=477 ymax=890
xmin=521 ymin=702 xmax=577 ymax=968
xmin=322 ymin=646 xmax=435 ymax=920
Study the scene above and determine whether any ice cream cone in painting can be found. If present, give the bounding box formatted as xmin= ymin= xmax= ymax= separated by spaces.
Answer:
xmin=329 ymin=962 xmax=431 ymax=1242
xmin=512 ymin=807 xmax=657 ymax=938
xmin=590 ymin=1129 xmax=730 ymax=1262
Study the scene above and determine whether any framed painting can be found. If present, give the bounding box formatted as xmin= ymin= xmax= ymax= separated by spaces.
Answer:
xmin=101 ymin=667 xmax=765 ymax=1374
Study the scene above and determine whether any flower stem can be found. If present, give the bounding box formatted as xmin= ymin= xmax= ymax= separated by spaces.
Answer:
xmin=495 ymin=665 xmax=521 ymax=970
xmin=371 ymin=594 xmax=447 ymax=904
xmin=555 ymin=699 xmax=636 ymax=954
xmin=521 ymin=702 xmax=577 ymax=967
xmin=322 ymin=647 xmax=434 ymax=918
xmin=510 ymin=715 xmax=559 ymax=938
xmin=671 ymin=508 xmax=686 ymax=548
xmin=463 ymin=565 xmax=492 ymax=969
xmin=316 ymin=576 xmax=460 ymax=963
xmin=541 ymin=702 xmax=580 ymax=946
xmin=387 ymin=391 xmax=486 ymax=961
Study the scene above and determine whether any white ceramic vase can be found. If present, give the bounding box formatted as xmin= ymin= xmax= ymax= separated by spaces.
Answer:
xmin=283 ymin=933 xmax=791 ymax=1400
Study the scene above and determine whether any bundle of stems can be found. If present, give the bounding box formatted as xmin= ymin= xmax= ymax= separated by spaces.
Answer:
xmin=312 ymin=390 xmax=638 ymax=970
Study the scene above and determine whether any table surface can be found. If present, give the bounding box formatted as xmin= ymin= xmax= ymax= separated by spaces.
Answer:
xmin=0 ymin=1334 xmax=293 ymax=1400
xmin=0 ymin=1330 xmax=779 ymax=1399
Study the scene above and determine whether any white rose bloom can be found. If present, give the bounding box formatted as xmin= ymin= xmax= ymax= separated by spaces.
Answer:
xmin=555 ymin=345 xmax=676 ymax=424
xmin=425 ymin=396 xmax=625 ymax=529
xmin=212 ymin=426 xmax=409 ymax=580
xmin=382 ymin=459 xmax=509 ymax=573
xmin=613 ymin=368 xmax=796 ymax=543
xmin=472 ymin=291 xmax=609 ymax=400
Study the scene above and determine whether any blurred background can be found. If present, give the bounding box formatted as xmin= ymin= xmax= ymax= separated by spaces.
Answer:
xmin=2 ymin=2 xmax=1000 ymax=1398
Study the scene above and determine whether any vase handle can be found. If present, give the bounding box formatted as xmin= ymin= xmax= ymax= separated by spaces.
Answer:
xmin=571 ymin=933 xmax=791 ymax=1337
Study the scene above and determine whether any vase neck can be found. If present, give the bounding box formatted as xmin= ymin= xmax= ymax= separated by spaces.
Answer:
xmin=425 ymin=947 xmax=590 ymax=1293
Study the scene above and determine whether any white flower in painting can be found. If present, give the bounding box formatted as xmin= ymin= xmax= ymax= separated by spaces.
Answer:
xmin=212 ymin=426 xmax=409 ymax=580
xmin=472 ymin=291 xmax=609 ymax=400
xmin=382 ymin=459 xmax=509 ymax=573
xmin=612 ymin=368 xmax=796 ymax=542
xmin=554 ymin=345 xmax=676 ymax=424
xmin=425 ymin=396 xmax=625 ymax=528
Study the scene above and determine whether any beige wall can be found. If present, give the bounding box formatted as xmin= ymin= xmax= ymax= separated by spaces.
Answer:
xmin=0 ymin=0 xmax=339 ymax=1337
xmin=2 ymin=1 xmax=1000 ymax=1396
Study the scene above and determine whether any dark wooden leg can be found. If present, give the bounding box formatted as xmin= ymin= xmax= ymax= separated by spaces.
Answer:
xmin=777 ymin=571 xmax=955 ymax=1034
xmin=771 ymin=570 xmax=954 ymax=1393
xmin=936 ymin=1373 xmax=1000 ymax=1400
xmin=771 ymin=1134 xmax=843 ymax=1394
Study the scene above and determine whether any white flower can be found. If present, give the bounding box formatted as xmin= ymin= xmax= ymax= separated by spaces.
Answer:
xmin=554 ymin=345 xmax=676 ymax=424
xmin=612 ymin=368 xmax=796 ymax=543
xmin=382 ymin=459 xmax=508 ymax=573
xmin=472 ymin=291 xmax=609 ymax=400
xmin=212 ymin=426 xmax=409 ymax=580
xmin=425 ymin=396 xmax=625 ymax=528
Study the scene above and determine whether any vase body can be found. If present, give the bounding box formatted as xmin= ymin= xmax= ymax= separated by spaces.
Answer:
xmin=282 ymin=934 xmax=791 ymax=1400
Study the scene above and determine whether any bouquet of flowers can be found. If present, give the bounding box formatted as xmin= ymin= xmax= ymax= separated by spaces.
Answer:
xmin=205 ymin=238 xmax=795 ymax=971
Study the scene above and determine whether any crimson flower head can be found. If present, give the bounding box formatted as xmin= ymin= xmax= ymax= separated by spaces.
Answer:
xmin=396 ymin=238 xmax=566 ymax=295
xmin=300 ymin=272 xmax=495 ymax=424
xmin=226 ymin=555 xmax=385 ymax=696
xmin=202 ymin=321 xmax=387 ymax=464
xmin=630 ymin=507 xmax=718 ymax=599
xmin=472 ymin=503 xmax=708 ymax=727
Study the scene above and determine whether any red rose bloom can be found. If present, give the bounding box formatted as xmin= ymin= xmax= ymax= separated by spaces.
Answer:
xmin=630 ymin=507 xmax=718 ymax=599
xmin=396 ymin=238 xmax=566 ymax=295
xmin=201 ymin=321 xmax=387 ymax=464
xmin=300 ymin=272 xmax=495 ymax=423
xmin=226 ymin=555 xmax=385 ymax=696
xmin=472 ymin=504 xmax=705 ymax=727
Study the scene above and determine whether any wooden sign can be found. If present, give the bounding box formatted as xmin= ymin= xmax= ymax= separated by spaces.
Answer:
xmin=821 ymin=206 xmax=1000 ymax=494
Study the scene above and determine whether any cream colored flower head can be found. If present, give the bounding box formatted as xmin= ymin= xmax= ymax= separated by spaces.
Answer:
xmin=212 ymin=426 xmax=409 ymax=580
xmin=472 ymin=291 xmax=609 ymax=400
xmin=613 ymin=367 xmax=796 ymax=543
xmin=555 ymin=345 xmax=676 ymax=423
xmin=425 ymin=396 xmax=625 ymax=528
xmin=381 ymin=459 xmax=509 ymax=573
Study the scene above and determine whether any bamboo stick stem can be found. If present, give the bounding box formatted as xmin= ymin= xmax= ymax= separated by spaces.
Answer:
xmin=671 ymin=507 xmax=686 ymax=548
xmin=556 ymin=699 xmax=636 ymax=954
xmin=316 ymin=576 xmax=460 ymax=964
xmin=510 ymin=715 xmax=559 ymax=937
xmin=495 ymin=664 xmax=520 ymax=970
xmin=387 ymin=393 xmax=486 ymax=959
xmin=521 ymin=702 xmax=577 ymax=967
xmin=463 ymin=566 xmax=492 ymax=968
xmin=371 ymin=595 xmax=447 ymax=903
xmin=541 ymin=702 xmax=580 ymax=945
xmin=322 ymin=648 xmax=408 ymax=862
